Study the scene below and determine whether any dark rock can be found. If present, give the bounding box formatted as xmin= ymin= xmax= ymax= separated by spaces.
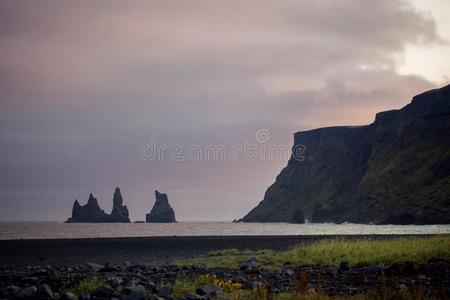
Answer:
xmin=122 ymin=286 xmax=146 ymax=300
xmin=108 ymin=276 xmax=123 ymax=288
xmin=66 ymin=187 xmax=130 ymax=223
xmin=100 ymin=263 xmax=120 ymax=272
xmin=61 ymin=291 xmax=78 ymax=300
xmin=146 ymin=191 xmax=177 ymax=223
xmin=19 ymin=285 xmax=37 ymax=297
xmin=20 ymin=276 xmax=39 ymax=285
xmin=79 ymin=294 xmax=90 ymax=300
xmin=196 ymin=283 xmax=222 ymax=297
xmin=240 ymin=258 xmax=261 ymax=274
xmin=184 ymin=293 xmax=207 ymax=300
xmin=91 ymin=287 xmax=114 ymax=297
xmin=282 ymin=267 xmax=294 ymax=276
xmin=324 ymin=265 xmax=338 ymax=277
xmin=145 ymin=281 xmax=158 ymax=293
xmin=240 ymin=84 xmax=450 ymax=224
xmin=37 ymin=283 xmax=54 ymax=299
xmin=157 ymin=284 xmax=172 ymax=298
xmin=66 ymin=194 xmax=109 ymax=223
xmin=109 ymin=187 xmax=131 ymax=223
xmin=5 ymin=285 xmax=20 ymax=297
xmin=404 ymin=262 xmax=420 ymax=275
xmin=86 ymin=262 xmax=104 ymax=271
xmin=339 ymin=262 xmax=351 ymax=272
xmin=366 ymin=263 xmax=385 ymax=273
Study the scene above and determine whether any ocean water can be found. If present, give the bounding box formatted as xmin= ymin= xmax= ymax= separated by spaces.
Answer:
xmin=0 ymin=222 xmax=449 ymax=240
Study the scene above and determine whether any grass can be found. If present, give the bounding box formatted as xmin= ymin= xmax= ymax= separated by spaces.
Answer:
xmin=177 ymin=236 xmax=450 ymax=268
xmin=171 ymin=277 xmax=199 ymax=298
xmin=172 ymin=279 xmax=432 ymax=300
xmin=171 ymin=274 xmax=242 ymax=298
xmin=67 ymin=278 xmax=107 ymax=296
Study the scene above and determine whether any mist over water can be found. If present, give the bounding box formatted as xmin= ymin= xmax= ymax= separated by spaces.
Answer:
xmin=0 ymin=222 xmax=449 ymax=240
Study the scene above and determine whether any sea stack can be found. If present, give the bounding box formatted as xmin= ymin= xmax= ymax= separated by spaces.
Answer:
xmin=66 ymin=187 xmax=131 ymax=223
xmin=66 ymin=193 xmax=109 ymax=223
xmin=109 ymin=187 xmax=131 ymax=223
xmin=146 ymin=190 xmax=177 ymax=223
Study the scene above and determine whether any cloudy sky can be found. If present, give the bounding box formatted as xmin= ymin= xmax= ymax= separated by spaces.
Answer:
xmin=1 ymin=0 xmax=449 ymax=221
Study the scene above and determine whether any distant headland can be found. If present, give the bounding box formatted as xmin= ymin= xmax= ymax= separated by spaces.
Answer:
xmin=241 ymin=84 xmax=450 ymax=225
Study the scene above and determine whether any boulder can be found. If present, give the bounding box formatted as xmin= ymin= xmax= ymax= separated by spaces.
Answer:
xmin=324 ymin=265 xmax=338 ymax=277
xmin=37 ymin=283 xmax=54 ymax=299
xmin=240 ymin=257 xmax=261 ymax=274
xmin=196 ymin=284 xmax=222 ymax=298
xmin=61 ymin=291 xmax=78 ymax=300
xmin=157 ymin=283 xmax=172 ymax=298
xmin=122 ymin=286 xmax=146 ymax=300
xmin=146 ymin=191 xmax=177 ymax=223
xmin=184 ymin=293 xmax=207 ymax=300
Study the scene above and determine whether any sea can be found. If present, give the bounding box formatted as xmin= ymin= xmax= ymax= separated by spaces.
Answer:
xmin=0 ymin=222 xmax=449 ymax=240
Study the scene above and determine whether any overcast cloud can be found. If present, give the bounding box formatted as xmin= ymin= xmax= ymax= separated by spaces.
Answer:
xmin=0 ymin=0 xmax=448 ymax=221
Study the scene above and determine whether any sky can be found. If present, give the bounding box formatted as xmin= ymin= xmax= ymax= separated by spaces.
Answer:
xmin=0 ymin=0 xmax=449 ymax=222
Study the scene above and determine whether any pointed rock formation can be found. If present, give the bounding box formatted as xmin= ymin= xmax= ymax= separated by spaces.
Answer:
xmin=109 ymin=187 xmax=131 ymax=223
xmin=66 ymin=193 xmax=109 ymax=223
xmin=146 ymin=190 xmax=176 ymax=223
xmin=66 ymin=188 xmax=131 ymax=223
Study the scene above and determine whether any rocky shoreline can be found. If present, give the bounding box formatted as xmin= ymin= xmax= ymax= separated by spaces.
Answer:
xmin=1 ymin=235 xmax=449 ymax=299
xmin=1 ymin=258 xmax=449 ymax=299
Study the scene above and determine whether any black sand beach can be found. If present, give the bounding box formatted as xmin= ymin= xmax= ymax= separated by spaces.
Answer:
xmin=1 ymin=235 xmax=449 ymax=299
xmin=0 ymin=234 xmax=440 ymax=268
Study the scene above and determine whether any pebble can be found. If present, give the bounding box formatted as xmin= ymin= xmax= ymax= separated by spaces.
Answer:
xmin=196 ymin=283 xmax=222 ymax=297
xmin=61 ymin=291 xmax=79 ymax=300
xmin=240 ymin=257 xmax=261 ymax=274
xmin=123 ymin=286 xmax=146 ymax=300
xmin=157 ymin=283 xmax=172 ymax=298
xmin=0 ymin=261 xmax=448 ymax=299
xmin=37 ymin=283 xmax=54 ymax=298
xmin=5 ymin=285 xmax=20 ymax=297
xmin=324 ymin=265 xmax=339 ymax=277
xmin=184 ymin=293 xmax=207 ymax=300
xmin=339 ymin=262 xmax=351 ymax=272
xmin=19 ymin=285 xmax=37 ymax=297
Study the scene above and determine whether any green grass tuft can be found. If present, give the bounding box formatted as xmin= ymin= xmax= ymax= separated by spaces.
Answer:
xmin=279 ymin=236 xmax=450 ymax=266
xmin=171 ymin=277 xmax=199 ymax=298
xmin=68 ymin=278 xmax=107 ymax=296
xmin=178 ymin=236 xmax=450 ymax=269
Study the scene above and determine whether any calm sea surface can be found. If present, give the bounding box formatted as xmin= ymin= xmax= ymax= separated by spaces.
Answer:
xmin=0 ymin=222 xmax=449 ymax=240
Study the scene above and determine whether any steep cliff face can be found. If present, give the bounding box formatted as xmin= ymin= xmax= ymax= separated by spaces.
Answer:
xmin=66 ymin=187 xmax=131 ymax=223
xmin=241 ymin=85 xmax=450 ymax=224
xmin=146 ymin=191 xmax=177 ymax=223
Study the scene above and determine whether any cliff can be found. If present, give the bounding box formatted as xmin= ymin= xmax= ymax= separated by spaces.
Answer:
xmin=66 ymin=187 xmax=131 ymax=223
xmin=146 ymin=191 xmax=177 ymax=223
xmin=241 ymin=85 xmax=450 ymax=224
